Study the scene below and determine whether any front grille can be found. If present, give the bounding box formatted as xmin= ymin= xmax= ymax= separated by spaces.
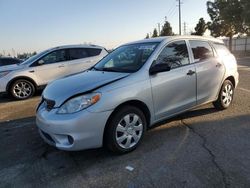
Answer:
xmin=43 ymin=98 xmax=55 ymax=111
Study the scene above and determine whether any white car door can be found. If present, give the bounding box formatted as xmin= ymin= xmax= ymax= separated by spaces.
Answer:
xmin=30 ymin=49 xmax=67 ymax=86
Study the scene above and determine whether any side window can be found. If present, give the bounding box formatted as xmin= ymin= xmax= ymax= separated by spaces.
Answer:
xmin=212 ymin=43 xmax=231 ymax=57
xmin=69 ymin=48 xmax=88 ymax=60
xmin=189 ymin=40 xmax=214 ymax=62
xmin=40 ymin=50 xmax=67 ymax=64
xmin=156 ymin=40 xmax=190 ymax=69
xmin=86 ymin=48 xmax=102 ymax=57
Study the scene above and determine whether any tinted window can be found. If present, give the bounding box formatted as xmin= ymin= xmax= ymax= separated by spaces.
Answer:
xmin=69 ymin=48 xmax=88 ymax=60
xmin=40 ymin=50 xmax=67 ymax=64
xmin=0 ymin=58 xmax=20 ymax=66
xmin=156 ymin=40 xmax=190 ymax=68
xmin=213 ymin=43 xmax=231 ymax=57
xmin=189 ymin=40 xmax=214 ymax=62
xmin=86 ymin=48 xmax=102 ymax=57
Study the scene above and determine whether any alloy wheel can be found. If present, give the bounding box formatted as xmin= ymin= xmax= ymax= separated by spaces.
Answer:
xmin=13 ymin=81 xmax=32 ymax=99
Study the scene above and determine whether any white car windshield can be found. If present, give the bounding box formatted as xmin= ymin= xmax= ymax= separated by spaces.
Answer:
xmin=19 ymin=50 xmax=50 ymax=65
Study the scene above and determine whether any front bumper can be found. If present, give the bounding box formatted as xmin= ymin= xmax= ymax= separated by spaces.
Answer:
xmin=36 ymin=105 xmax=112 ymax=151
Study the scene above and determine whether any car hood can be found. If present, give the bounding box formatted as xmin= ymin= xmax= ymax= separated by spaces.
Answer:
xmin=43 ymin=70 xmax=130 ymax=107
xmin=0 ymin=64 xmax=25 ymax=71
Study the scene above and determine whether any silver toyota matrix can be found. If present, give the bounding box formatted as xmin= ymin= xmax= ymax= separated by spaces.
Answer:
xmin=36 ymin=36 xmax=239 ymax=154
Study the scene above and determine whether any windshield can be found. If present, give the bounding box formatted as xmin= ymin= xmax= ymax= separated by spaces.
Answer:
xmin=19 ymin=49 xmax=50 ymax=65
xmin=94 ymin=42 xmax=159 ymax=73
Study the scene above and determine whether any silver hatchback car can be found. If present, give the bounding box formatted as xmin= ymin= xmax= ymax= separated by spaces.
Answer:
xmin=36 ymin=36 xmax=239 ymax=153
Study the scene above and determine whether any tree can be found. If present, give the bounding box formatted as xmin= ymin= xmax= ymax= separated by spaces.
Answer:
xmin=145 ymin=33 xmax=150 ymax=39
xmin=152 ymin=28 xmax=158 ymax=38
xmin=160 ymin=21 xmax=174 ymax=36
xmin=207 ymin=0 xmax=244 ymax=51
xmin=191 ymin=18 xmax=207 ymax=36
xmin=241 ymin=0 xmax=250 ymax=35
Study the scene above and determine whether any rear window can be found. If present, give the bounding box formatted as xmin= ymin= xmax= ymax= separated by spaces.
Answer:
xmin=68 ymin=48 xmax=102 ymax=60
xmin=69 ymin=48 xmax=88 ymax=60
xmin=189 ymin=40 xmax=214 ymax=62
xmin=212 ymin=43 xmax=231 ymax=57
xmin=86 ymin=48 xmax=102 ymax=57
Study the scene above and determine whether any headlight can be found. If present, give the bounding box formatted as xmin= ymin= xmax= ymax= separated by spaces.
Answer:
xmin=57 ymin=93 xmax=101 ymax=114
xmin=0 ymin=71 xmax=11 ymax=78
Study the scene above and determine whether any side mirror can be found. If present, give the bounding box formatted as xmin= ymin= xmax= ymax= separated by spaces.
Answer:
xmin=149 ymin=63 xmax=171 ymax=75
xmin=38 ymin=59 xmax=44 ymax=65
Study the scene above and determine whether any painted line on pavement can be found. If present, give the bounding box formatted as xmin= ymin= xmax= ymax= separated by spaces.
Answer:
xmin=238 ymin=87 xmax=250 ymax=93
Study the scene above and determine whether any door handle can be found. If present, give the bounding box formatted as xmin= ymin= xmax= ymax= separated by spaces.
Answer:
xmin=58 ymin=65 xmax=65 ymax=68
xmin=216 ymin=63 xmax=222 ymax=68
xmin=29 ymin=70 xmax=35 ymax=73
xmin=187 ymin=70 xmax=196 ymax=76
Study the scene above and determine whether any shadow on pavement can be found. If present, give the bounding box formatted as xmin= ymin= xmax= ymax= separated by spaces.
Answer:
xmin=1 ymin=112 xmax=250 ymax=187
xmin=0 ymin=90 xmax=43 ymax=104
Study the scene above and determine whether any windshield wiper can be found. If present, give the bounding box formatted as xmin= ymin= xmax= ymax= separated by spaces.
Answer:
xmin=92 ymin=67 xmax=102 ymax=71
xmin=99 ymin=67 xmax=122 ymax=72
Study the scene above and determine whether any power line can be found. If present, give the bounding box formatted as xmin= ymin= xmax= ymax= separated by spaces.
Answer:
xmin=167 ymin=0 xmax=177 ymax=16
xmin=167 ymin=0 xmax=177 ymax=20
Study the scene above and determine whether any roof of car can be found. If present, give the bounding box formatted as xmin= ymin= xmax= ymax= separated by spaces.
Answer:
xmin=124 ymin=35 xmax=224 ymax=45
xmin=0 ymin=57 xmax=21 ymax=60
xmin=50 ymin=44 xmax=105 ymax=51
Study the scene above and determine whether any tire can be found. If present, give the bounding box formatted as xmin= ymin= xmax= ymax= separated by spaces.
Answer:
xmin=104 ymin=105 xmax=147 ymax=154
xmin=213 ymin=80 xmax=234 ymax=110
xmin=10 ymin=79 xmax=35 ymax=100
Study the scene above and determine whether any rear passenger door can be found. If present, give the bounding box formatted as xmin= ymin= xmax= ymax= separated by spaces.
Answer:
xmin=188 ymin=40 xmax=225 ymax=104
xmin=65 ymin=48 xmax=102 ymax=75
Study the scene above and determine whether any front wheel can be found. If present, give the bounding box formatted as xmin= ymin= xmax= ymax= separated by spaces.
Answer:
xmin=104 ymin=106 xmax=147 ymax=154
xmin=213 ymin=80 xmax=234 ymax=110
xmin=10 ymin=79 xmax=35 ymax=100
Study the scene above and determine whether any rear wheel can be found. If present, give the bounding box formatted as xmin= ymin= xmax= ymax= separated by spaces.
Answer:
xmin=213 ymin=80 xmax=234 ymax=110
xmin=104 ymin=105 xmax=147 ymax=154
xmin=10 ymin=79 xmax=35 ymax=100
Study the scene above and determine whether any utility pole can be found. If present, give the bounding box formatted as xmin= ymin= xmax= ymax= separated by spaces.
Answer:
xmin=158 ymin=23 xmax=161 ymax=36
xmin=183 ymin=22 xmax=187 ymax=35
xmin=178 ymin=0 xmax=182 ymax=35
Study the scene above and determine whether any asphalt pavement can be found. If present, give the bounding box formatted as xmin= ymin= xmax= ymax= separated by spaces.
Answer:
xmin=0 ymin=58 xmax=250 ymax=188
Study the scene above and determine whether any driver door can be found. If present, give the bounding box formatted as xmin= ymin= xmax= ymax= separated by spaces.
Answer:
xmin=30 ymin=49 xmax=68 ymax=85
xmin=150 ymin=40 xmax=197 ymax=120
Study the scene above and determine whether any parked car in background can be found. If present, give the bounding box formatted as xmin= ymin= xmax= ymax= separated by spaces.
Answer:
xmin=0 ymin=57 xmax=23 ymax=66
xmin=0 ymin=45 xmax=108 ymax=99
xmin=36 ymin=36 xmax=239 ymax=154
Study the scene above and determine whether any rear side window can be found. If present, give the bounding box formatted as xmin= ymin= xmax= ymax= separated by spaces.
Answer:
xmin=86 ymin=48 xmax=102 ymax=57
xmin=189 ymin=40 xmax=214 ymax=62
xmin=156 ymin=40 xmax=190 ymax=69
xmin=69 ymin=48 xmax=88 ymax=60
xmin=212 ymin=43 xmax=231 ymax=57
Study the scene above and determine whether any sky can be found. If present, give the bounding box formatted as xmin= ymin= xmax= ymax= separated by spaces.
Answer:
xmin=0 ymin=0 xmax=210 ymax=55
